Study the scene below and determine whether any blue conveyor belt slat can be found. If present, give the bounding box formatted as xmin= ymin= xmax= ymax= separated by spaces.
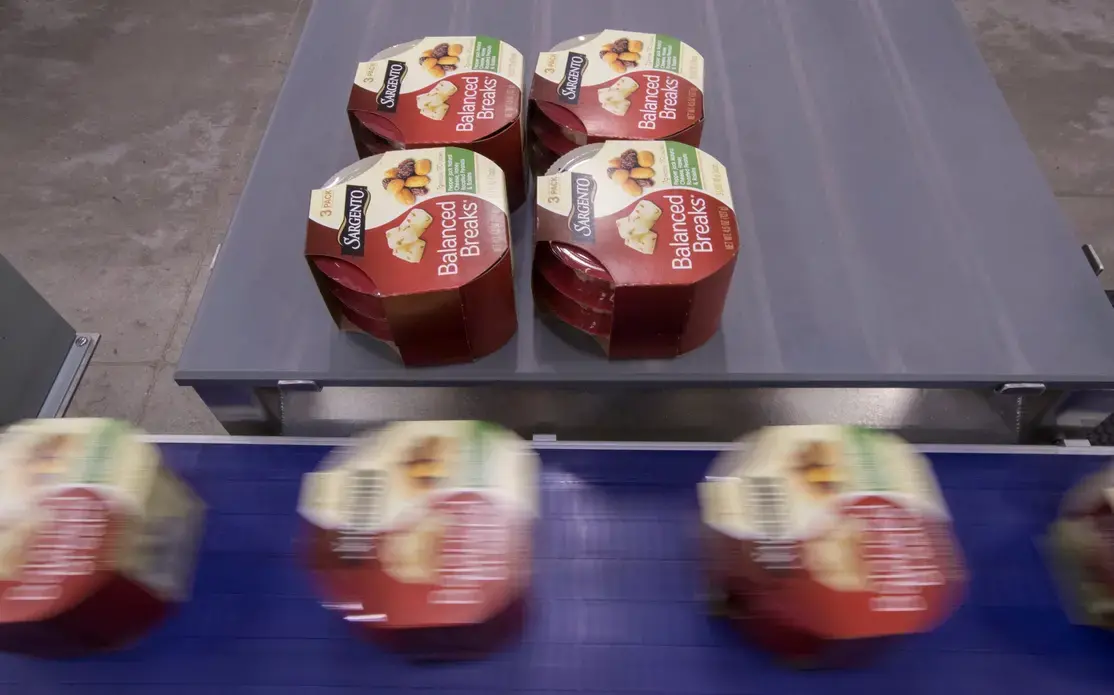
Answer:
xmin=3 ymin=444 xmax=1114 ymax=695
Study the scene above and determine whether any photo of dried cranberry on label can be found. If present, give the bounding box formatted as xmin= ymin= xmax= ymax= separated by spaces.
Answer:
xmin=599 ymin=36 xmax=644 ymax=73
xmin=608 ymin=148 xmax=657 ymax=196
xmin=417 ymin=42 xmax=464 ymax=78
xmin=381 ymin=158 xmax=433 ymax=205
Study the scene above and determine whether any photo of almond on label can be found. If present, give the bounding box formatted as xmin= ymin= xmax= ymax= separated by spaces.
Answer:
xmin=417 ymin=42 xmax=465 ymax=78
xmin=599 ymin=36 xmax=643 ymax=73
xmin=381 ymin=157 xmax=432 ymax=204
xmin=608 ymin=148 xmax=656 ymax=196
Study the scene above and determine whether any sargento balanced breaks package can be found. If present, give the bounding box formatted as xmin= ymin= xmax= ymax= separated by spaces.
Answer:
xmin=299 ymin=421 xmax=538 ymax=659
xmin=533 ymin=141 xmax=738 ymax=358
xmin=0 ymin=419 xmax=205 ymax=657
xmin=348 ymin=36 xmax=527 ymax=209
xmin=699 ymin=426 xmax=966 ymax=667
xmin=306 ymin=148 xmax=516 ymax=366
xmin=528 ymin=30 xmax=704 ymax=170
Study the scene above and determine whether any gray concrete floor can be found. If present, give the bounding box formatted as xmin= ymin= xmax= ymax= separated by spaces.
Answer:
xmin=1 ymin=0 xmax=1112 ymax=434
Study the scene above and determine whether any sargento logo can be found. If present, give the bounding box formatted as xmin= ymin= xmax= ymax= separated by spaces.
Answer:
xmin=340 ymin=185 xmax=369 ymax=256
xmin=567 ymin=172 xmax=597 ymax=242
xmin=376 ymin=60 xmax=408 ymax=112
xmin=556 ymin=52 xmax=587 ymax=105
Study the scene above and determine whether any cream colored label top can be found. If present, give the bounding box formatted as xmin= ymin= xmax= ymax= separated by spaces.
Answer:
xmin=535 ymin=30 xmax=704 ymax=91
xmin=308 ymin=147 xmax=508 ymax=232
xmin=299 ymin=421 xmax=539 ymax=533
xmin=0 ymin=419 xmax=156 ymax=520
xmin=356 ymin=36 xmax=524 ymax=96
xmin=537 ymin=140 xmax=733 ymax=219
xmin=701 ymin=426 xmax=950 ymax=540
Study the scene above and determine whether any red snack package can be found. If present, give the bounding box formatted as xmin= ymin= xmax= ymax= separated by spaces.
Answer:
xmin=349 ymin=37 xmax=527 ymax=210
xmin=0 ymin=419 xmax=204 ymax=657
xmin=299 ymin=421 xmax=539 ymax=660
xmin=306 ymin=148 xmax=516 ymax=366
xmin=534 ymin=141 xmax=738 ymax=358
xmin=699 ymin=426 xmax=966 ymax=667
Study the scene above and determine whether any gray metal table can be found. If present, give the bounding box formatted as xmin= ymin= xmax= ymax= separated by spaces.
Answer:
xmin=176 ymin=0 xmax=1114 ymax=440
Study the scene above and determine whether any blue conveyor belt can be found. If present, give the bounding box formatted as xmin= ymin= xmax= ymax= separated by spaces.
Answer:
xmin=3 ymin=442 xmax=1114 ymax=694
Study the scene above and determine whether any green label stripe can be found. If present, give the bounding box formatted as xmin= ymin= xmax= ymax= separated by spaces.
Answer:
xmin=652 ymin=34 xmax=681 ymax=72
xmin=445 ymin=147 xmax=477 ymax=193
xmin=665 ymin=142 xmax=703 ymax=189
xmin=82 ymin=421 xmax=122 ymax=484
xmin=464 ymin=421 xmax=492 ymax=488
xmin=473 ymin=35 xmax=501 ymax=72
xmin=850 ymin=427 xmax=889 ymax=492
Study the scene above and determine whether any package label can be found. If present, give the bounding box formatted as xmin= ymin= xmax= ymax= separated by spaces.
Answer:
xmin=532 ymin=31 xmax=704 ymax=139
xmin=0 ymin=488 xmax=121 ymax=623
xmin=536 ymin=141 xmax=737 ymax=286
xmin=299 ymin=421 xmax=537 ymax=628
xmin=0 ymin=419 xmax=205 ymax=623
xmin=700 ymin=426 xmax=965 ymax=639
xmin=307 ymin=148 xmax=510 ymax=295
xmin=351 ymin=36 xmax=524 ymax=144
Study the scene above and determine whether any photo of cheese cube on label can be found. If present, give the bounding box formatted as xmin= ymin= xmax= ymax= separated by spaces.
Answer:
xmin=393 ymin=239 xmax=426 ymax=263
xmin=630 ymin=200 xmax=661 ymax=226
xmin=387 ymin=225 xmax=419 ymax=250
xmin=416 ymin=92 xmax=442 ymax=112
xmin=599 ymin=90 xmax=631 ymax=116
xmin=598 ymin=76 xmax=638 ymax=116
xmin=420 ymin=102 xmax=448 ymax=121
xmin=431 ymin=80 xmax=458 ymax=99
xmin=616 ymin=216 xmax=651 ymax=241
xmin=387 ymin=209 xmax=432 ymax=250
xmin=418 ymin=80 xmax=458 ymax=121
xmin=625 ymin=231 xmax=657 ymax=255
xmin=613 ymin=76 xmax=639 ymax=98
xmin=400 ymin=208 xmax=433 ymax=236
xmin=616 ymin=199 xmax=660 ymax=255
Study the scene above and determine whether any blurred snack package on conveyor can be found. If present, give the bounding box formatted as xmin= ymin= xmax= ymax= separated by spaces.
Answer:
xmin=0 ymin=419 xmax=205 ymax=657
xmin=298 ymin=421 xmax=539 ymax=660
xmin=1047 ymin=467 xmax=1114 ymax=628
xmin=699 ymin=426 xmax=966 ymax=668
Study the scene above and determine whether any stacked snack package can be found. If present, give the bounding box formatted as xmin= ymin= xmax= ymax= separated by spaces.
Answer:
xmin=299 ymin=421 xmax=539 ymax=660
xmin=306 ymin=148 xmax=517 ymax=366
xmin=534 ymin=141 xmax=739 ymax=358
xmin=349 ymin=36 xmax=528 ymax=209
xmin=1048 ymin=466 xmax=1114 ymax=628
xmin=0 ymin=419 xmax=205 ymax=657
xmin=528 ymin=31 xmax=704 ymax=174
xmin=699 ymin=426 xmax=966 ymax=667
